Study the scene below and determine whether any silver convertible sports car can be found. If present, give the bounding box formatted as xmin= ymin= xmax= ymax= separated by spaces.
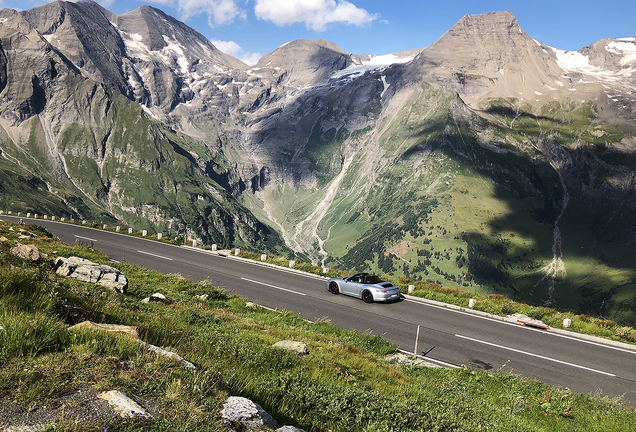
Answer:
xmin=326 ymin=273 xmax=402 ymax=303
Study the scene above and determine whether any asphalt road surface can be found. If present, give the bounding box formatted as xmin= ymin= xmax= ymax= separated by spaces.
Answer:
xmin=4 ymin=216 xmax=636 ymax=405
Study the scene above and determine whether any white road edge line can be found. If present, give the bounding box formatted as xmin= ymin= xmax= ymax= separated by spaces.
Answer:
xmin=74 ymin=235 xmax=97 ymax=242
xmin=455 ymin=334 xmax=616 ymax=377
xmin=405 ymin=297 xmax=636 ymax=355
xmin=137 ymin=250 xmax=173 ymax=261
xmin=397 ymin=349 xmax=459 ymax=368
xmin=241 ymin=278 xmax=306 ymax=296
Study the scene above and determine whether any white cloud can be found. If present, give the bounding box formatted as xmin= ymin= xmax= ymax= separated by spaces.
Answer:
xmin=254 ymin=0 xmax=378 ymax=31
xmin=99 ymin=0 xmax=117 ymax=8
xmin=145 ymin=0 xmax=244 ymax=27
xmin=211 ymin=39 xmax=261 ymax=65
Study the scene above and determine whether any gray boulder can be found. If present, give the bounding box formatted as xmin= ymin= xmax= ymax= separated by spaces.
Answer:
xmin=10 ymin=244 xmax=40 ymax=262
xmin=272 ymin=341 xmax=309 ymax=355
xmin=98 ymin=390 xmax=151 ymax=419
xmin=141 ymin=293 xmax=172 ymax=304
xmin=277 ymin=427 xmax=306 ymax=432
xmin=221 ymin=396 xmax=278 ymax=430
xmin=53 ymin=257 xmax=127 ymax=294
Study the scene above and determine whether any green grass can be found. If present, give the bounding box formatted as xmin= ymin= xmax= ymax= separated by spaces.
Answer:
xmin=1 ymin=220 xmax=635 ymax=431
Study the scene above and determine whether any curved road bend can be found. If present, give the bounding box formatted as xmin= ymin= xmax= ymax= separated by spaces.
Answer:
xmin=5 ymin=217 xmax=636 ymax=405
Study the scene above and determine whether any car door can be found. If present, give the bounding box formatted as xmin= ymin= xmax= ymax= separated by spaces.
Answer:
xmin=344 ymin=275 xmax=364 ymax=298
xmin=340 ymin=276 xmax=360 ymax=297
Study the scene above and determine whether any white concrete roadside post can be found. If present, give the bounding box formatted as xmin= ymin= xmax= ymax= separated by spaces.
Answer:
xmin=563 ymin=318 xmax=572 ymax=329
xmin=323 ymin=267 xmax=329 ymax=273
xmin=408 ymin=285 xmax=415 ymax=294
xmin=260 ymin=254 xmax=267 ymax=261
xmin=103 ymin=224 xmax=108 ymax=229
xmin=128 ymin=228 xmax=133 ymax=234
xmin=414 ymin=325 xmax=421 ymax=359
xmin=82 ymin=220 xmax=86 ymax=225
xmin=61 ymin=218 xmax=65 ymax=222
xmin=34 ymin=214 xmax=38 ymax=219
xmin=234 ymin=248 xmax=240 ymax=256
xmin=26 ymin=213 xmax=31 ymax=218
xmin=157 ymin=233 xmax=162 ymax=239
xmin=116 ymin=226 xmax=121 ymax=232
xmin=44 ymin=215 xmax=48 ymax=220
xmin=142 ymin=230 xmax=147 ymax=237
xmin=211 ymin=244 xmax=217 ymax=251
xmin=289 ymin=260 xmax=295 ymax=268
xmin=51 ymin=216 xmax=55 ymax=221
xmin=192 ymin=239 xmax=196 ymax=246
xmin=469 ymin=299 xmax=477 ymax=308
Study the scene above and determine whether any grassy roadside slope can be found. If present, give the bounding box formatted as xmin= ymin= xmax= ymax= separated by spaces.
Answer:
xmin=0 ymin=219 xmax=634 ymax=431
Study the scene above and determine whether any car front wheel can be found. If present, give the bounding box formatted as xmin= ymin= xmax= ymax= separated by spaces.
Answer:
xmin=362 ymin=290 xmax=374 ymax=303
xmin=329 ymin=282 xmax=339 ymax=294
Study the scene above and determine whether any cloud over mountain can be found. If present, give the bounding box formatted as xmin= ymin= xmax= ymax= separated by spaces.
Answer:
xmin=146 ymin=0 xmax=245 ymax=26
xmin=254 ymin=0 xmax=378 ymax=31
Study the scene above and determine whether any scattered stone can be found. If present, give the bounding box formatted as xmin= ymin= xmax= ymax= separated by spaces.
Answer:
xmin=384 ymin=353 xmax=439 ymax=368
xmin=198 ymin=294 xmax=209 ymax=300
xmin=246 ymin=302 xmax=256 ymax=308
xmin=98 ymin=390 xmax=151 ymax=419
xmin=18 ymin=235 xmax=30 ymax=240
xmin=52 ymin=257 xmax=128 ymax=294
xmin=141 ymin=293 xmax=172 ymax=304
xmin=10 ymin=244 xmax=40 ymax=262
xmin=0 ymin=236 xmax=8 ymax=243
xmin=68 ymin=321 xmax=139 ymax=338
xmin=506 ymin=313 xmax=549 ymax=329
xmin=221 ymin=396 xmax=278 ymax=430
xmin=277 ymin=427 xmax=307 ymax=432
xmin=139 ymin=341 xmax=197 ymax=370
xmin=272 ymin=341 xmax=309 ymax=355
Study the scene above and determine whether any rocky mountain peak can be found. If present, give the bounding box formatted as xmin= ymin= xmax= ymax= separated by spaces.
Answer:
xmin=112 ymin=5 xmax=246 ymax=70
xmin=411 ymin=11 xmax=563 ymax=104
xmin=257 ymin=39 xmax=353 ymax=88
xmin=579 ymin=37 xmax=636 ymax=72
xmin=20 ymin=0 xmax=129 ymax=95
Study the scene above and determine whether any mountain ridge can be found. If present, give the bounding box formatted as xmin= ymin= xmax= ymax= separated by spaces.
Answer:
xmin=1 ymin=4 xmax=636 ymax=325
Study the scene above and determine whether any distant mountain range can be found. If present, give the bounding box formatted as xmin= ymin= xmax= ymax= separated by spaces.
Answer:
xmin=1 ymin=1 xmax=635 ymax=325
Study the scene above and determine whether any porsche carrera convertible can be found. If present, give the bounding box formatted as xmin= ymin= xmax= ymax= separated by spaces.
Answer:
xmin=326 ymin=273 xmax=401 ymax=303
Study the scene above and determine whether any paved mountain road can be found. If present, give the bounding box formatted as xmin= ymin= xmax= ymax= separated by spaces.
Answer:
xmin=5 ymin=217 xmax=636 ymax=405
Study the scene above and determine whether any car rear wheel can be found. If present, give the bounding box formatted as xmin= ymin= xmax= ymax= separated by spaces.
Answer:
xmin=362 ymin=290 xmax=374 ymax=303
xmin=329 ymin=282 xmax=339 ymax=294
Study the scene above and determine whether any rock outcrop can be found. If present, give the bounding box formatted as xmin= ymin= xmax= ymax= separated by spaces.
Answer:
xmin=98 ymin=390 xmax=151 ymax=419
xmin=272 ymin=341 xmax=309 ymax=355
xmin=52 ymin=257 xmax=128 ymax=294
xmin=221 ymin=396 xmax=278 ymax=431
xmin=10 ymin=244 xmax=41 ymax=262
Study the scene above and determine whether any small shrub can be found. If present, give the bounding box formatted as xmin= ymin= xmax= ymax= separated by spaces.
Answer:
xmin=501 ymin=301 xmax=517 ymax=315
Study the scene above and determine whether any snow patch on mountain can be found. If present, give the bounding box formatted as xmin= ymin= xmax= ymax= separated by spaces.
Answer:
xmin=606 ymin=40 xmax=636 ymax=65
xmin=553 ymin=47 xmax=635 ymax=79
xmin=331 ymin=53 xmax=414 ymax=81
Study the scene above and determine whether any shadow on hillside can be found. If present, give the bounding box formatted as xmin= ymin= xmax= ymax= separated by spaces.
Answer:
xmin=422 ymin=114 xmax=636 ymax=326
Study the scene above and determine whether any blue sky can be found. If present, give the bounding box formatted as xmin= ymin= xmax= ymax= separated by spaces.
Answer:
xmin=2 ymin=0 xmax=635 ymax=65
